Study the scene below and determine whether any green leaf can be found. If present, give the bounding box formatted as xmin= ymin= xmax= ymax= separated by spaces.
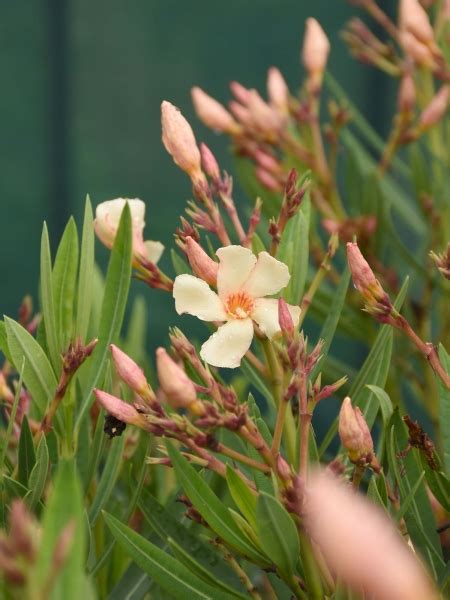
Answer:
xmin=0 ymin=320 xmax=13 ymax=363
xmin=124 ymin=295 xmax=148 ymax=364
xmin=421 ymin=458 xmax=450 ymax=513
xmin=76 ymin=196 xmax=95 ymax=342
xmin=386 ymin=412 xmax=445 ymax=577
xmin=53 ymin=217 xmax=79 ymax=350
xmin=138 ymin=490 xmax=242 ymax=591
xmin=256 ymin=492 xmax=299 ymax=578
xmin=241 ymin=358 xmax=272 ymax=404
xmin=40 ymin=222 xmax=61 ymax=373
xmin=18 ymin=416 xmax=36 ymax=486
xmin=167 ymin=538 xmax=247 ymax=599
xmin=83 ymin=408 xmax=106 ymax=493
xmin=311 ymin=267 xmax=350 ymax=380
xmin=171 ymin=249 xmax=190 ymax=275
xmin=25 ymin=435 xmax=49 ymax=510
xmin=88 ymin=434 xmax=125 ymax=525
xmin=104 ymin=512 xmax=241 ymax=600
xmin=76 ymin=203 xmax=133 ymax=428
xmin=277 ymin=195 xmax=311 ymax=304
xmin=226 ymin=465 xmax=257 ymax=529
xmin=5 ymin=317 xmax=57 ymax=417
xmin=365 ymin=385 xmax=394 ymax=425
xmin=166 ymin=442 xmax=268 ymax=564
xmin=32 ymin=459 xmax=86 ymax=599
xmin=438 ymin=345 xmax=450 ymax=476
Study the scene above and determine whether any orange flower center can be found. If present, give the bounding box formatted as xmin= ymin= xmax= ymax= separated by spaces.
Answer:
xmin=224 ymin=292 xmax=255 ymax=319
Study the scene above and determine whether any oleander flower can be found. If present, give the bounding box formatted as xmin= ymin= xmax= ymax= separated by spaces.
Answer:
xmin=94 ymin=198 xmax=164 ymax=265
xmin=173 ymin=245 xmax=300 ymax=368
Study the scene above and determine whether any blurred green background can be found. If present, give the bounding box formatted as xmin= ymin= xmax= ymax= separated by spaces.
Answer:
xmin=0 ymin=0 xmax=391 ymax=344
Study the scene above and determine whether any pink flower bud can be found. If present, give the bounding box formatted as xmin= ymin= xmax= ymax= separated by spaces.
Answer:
xmin=278 ymin=298 xmax=295 ymax=338
xmin=399 ymin=31 xmax=434 ymax=67
xmin=255 ymin=167 xmax=283 ymax=191
xmin=110 ymin=344 xmax=150 ymax=397
xmin=156 ymin=348 xmax=200 ymax=412
xmin=191 ymin=87 xmax=239 ymax=134
xmin=398 ymin=72 xmax=416 ymax=113
xmin=346 ymin=242 xmax=387 ymax=304
xmin=338 ymin=397 xmax=374 ymax=463
xmin=267 ymin=67 xmax=289 ymax=113
xmin=185 ymin=236 xmax=218 ymax=286
xmin=161 ymin=101 xmax=204 ymax=183
xmin=230 ymin=81 xmax=253 ymax=104
xmin=304 ymin=471 xmax=438 ymax=600
xmin=200 ymin=143 xmax=220 ymax=181
xmin=399 ymin=0 xmax=434 ymax=44
xmin=302 ymin=18 xmax=330 ymax=88
xmin=419 ymin=85 xmax=449 ymax=130
xmin=94 ymin=389 xmax=148 ymax=428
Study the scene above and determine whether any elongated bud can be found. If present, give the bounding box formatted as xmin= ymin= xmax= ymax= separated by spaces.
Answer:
xmin=161 ymin=101 xmax=204 ymax=184
xmin=110 ymin=344 xmax=152 ymax=399
xmin=399 ymin=0 xmax=434 ymax=44
xmin=305 ymin=472 xmax=438 ymax=600
xmin=346 ymin=242 xmax=388 ymax=304
xmin=278 ymin=298 xmax=295 ymax=338
xmin=399 ymin=31 xmax=434 ymax=67
xmin=94 ymin=389 xmax=148 ymax=428
xmin=339 ymin=397 xmax=374 ymax=464
xmin=419 ymin=85 xmax=449 ymax=130
xmin=191 ymin=87 xmax=239 ymax=134
xmin=276 ymin=454 xmax=292 ymax=482
xmin=398 ymin=72 xmax=416 ymax=113
xmin=255 ymin=167 xmax=283 ymax=191
xmin=156 ymin=348 xmax=202 ymax=413
xmin=302 ymin=18 xmax=330 ymax=90
xmin=267 ymin=67 xmax=289 ymax=114
xmin=185 ymin=236 xmax=218 ymax=285
xmin=200 ymin=143 xmax=220 ymax=181
xmin=430 ymin=243 xmax=450 ymax=280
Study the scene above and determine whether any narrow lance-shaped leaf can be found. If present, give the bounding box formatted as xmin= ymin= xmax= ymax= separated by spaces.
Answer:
xmin=438 ymin=344 xmax=450 ymax=476
xmin=5 ymin=317 xmax=57 ymax=418
xmin=75 ymin=203 xmax=133 ymax=428
xmin=104 ymin=512 xmax=241 ymax=600
xmin=18 ymin=415 xmax=36 ymax=486
xmin=76 ymin=196 xmax=95 ymax=342
xmin=52 ymin=217 xmax=79 ymax=350
xmin=40 ymin=222 xmax=61 ymax=374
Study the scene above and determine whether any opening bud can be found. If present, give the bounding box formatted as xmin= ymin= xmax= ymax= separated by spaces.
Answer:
xmin=156 ymin=348 xmax=203 ymax=414
xmin=338 ymin=397 xmax=374 ymax=465
xmin=185 ymin=236 xmax=219 ymax=286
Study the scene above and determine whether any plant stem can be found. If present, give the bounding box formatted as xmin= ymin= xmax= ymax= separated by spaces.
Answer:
xmin=298 ymin=373 xmax=311 ymax=479
xmin=214 ymin=541 xmax=263 ymax=600
xmin=217 ymin=443 xmax=271 ymax=473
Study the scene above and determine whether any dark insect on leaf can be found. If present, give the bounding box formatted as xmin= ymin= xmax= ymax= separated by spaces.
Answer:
xmin=399 ymin=415 xmax=438 ymax=470
xmin=104 ymin=414 xmax=126 ymax=439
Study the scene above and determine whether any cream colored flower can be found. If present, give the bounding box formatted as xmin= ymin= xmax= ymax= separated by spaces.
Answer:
xmin=173 ymin=245 xmax=300 ymax=368
xmin=94 ymin=198 xmax=164 ymax=264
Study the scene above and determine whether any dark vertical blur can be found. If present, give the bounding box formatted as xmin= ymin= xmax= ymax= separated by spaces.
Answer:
xmin=0 ymin=0 xmax=393 ymax=342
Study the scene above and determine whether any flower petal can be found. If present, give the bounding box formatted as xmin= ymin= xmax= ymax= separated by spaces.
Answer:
xmin=200 ymin=319 xmax=254 ymax=368
xmin=216 ymin=246 xmax=257 ymax=299
xmin=243 ymin=251 xmax=291 ymax=298
xmin=144 ymin=240 xmax=164 ymax=264
xmin=252 ymin=298 xmax=300 ymax=339
xmin=173 ymin=274 xmax=226 ymax=321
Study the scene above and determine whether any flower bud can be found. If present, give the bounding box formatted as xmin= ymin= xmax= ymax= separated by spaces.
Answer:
xmin=95 ymin=198 xmax=148 ymax=259
xmin=278 ymin=298 xmax=295 ymax=338
xmin=400 ymin=31 xmax=434 ymax=67
xmin=302 ymin=18 xmax=330 ymax=89
xmin=338 ymin=397 xmax=374 ymax=463
xmin=399 ymin=0 xmax=434 ymax=44
xmin=276 ymin=454 xmax=292 ymax=482
xmin=156 ymin=348 xmax=202 ymax=413
xmin=304 ymin=471 xmax=438 ymax=600
xmin=200 ymin=143 xmax=220 ymax=181
xmin=191 ymin=87 xmax=239 ymax=134
xmin=419 ymin=85 xmax=449 ymax=130
xmin=94 ymin=389 xmax=148 ymax=428
xmin=346 ymin=242 xmax=388 ymax=304
xmin=110 ymin=344 xmax=151 ymax=398
xmin=398 ymin=72 xmax=416 ymax=113
xmin=267 ymin=67 xmax=289 ymax=114
xmin=255 ymin=167 xmax=283 ymax=191
xmin=185 ymin=236 xmax=218 ymax=286
xmin=161 ymin=101 xmax=204 ymax=184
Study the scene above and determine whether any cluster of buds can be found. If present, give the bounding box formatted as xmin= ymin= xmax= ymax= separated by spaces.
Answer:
xmin=268 ymin=169 xmax=308 ymax=252
xmin=0 ymin=500 xmax=74 ymax=591
xmin=430 ymin=243 xmax=450 ymax=280
xmin=94 ymin=198 xmax=172 ymax=292
xmin=338 ymin=397 xmax=380 ymax=471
